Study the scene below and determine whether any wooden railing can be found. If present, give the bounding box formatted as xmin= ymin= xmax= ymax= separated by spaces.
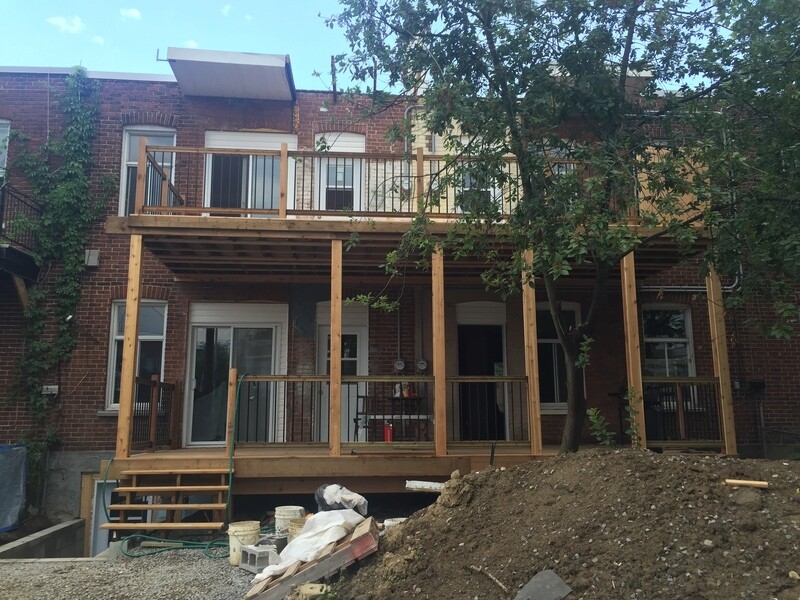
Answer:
xmin=0 ymin=183 xmax=41 ymax=251
xmin=130 ymin=376 xmax=183 ymax=452
xmin=641 ymin=377 xmax=723 ymax=446
xmin=133 ymin=144 xmax=619 ymax=220
xmin=224 ymin=372 xmax=536 ymax=449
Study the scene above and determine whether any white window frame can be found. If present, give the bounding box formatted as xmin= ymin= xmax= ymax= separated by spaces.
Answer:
xmin=0 ymin=119 xmax=10 ymax=179
xmin=641 ymin=305 xmax=695 ymax=378
xmin=315 ymin=133 xmax=365 ymax=212
xmin=204 ymin=131 xmax=297 ymax=215
xmin=119 ymin=126 xmax=176 ymax=216
xmin=537 ymin=301 xmax=582 ymax=415
xmin=105 ymin=300 xmax=168 ymax=410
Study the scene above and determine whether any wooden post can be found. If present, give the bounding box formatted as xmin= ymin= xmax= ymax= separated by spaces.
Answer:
xmin=170 ymin=380 xmax=183 ymax=450
xmin=279 ymin=143 xmax=289 ymax=219
xmin=415 ymin=147 xmax=425 ymax=212
xmin=521 ymin=250 xmax=542 ymax=455
xmin=134 ymin=137 xmax=147 ymax=215
xmin=147 ymin=374 xmax=159 ymax=452
xmin=12 ymin=275 xmax=28 ymax=309
xmin=116 ymin=234 xmax=143 ymax=458
xmin=329 ymin=240 xmax=343 ymax=457
xmin=225 ymin=368 xmax=239 ymax=457
xmin=706 ymin=270 xmax=738 ymax=456
xmin=620 ymin=252 xmax=647 ymax=447
xmin=431 ymin=246 xmax=447 ymax=456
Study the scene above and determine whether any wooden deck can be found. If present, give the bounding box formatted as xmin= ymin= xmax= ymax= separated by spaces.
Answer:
xmin=104 ymin=444 xmax=559 ymax=495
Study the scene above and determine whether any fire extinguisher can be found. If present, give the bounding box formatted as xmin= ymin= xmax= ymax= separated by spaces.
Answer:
xmin=383 ymin=422 xmax=394 ymax=442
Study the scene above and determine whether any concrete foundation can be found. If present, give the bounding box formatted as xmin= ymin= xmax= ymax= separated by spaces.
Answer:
xmin=0 ymin=519 xmax=84 ymax=559
xmin=44 ymin=451 xmax=113 ymax=523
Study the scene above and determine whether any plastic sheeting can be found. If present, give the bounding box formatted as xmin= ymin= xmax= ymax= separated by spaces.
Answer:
xmin=314 ymin=484 xmax=368 ymax=515
xmin=0 ymin=445 xmax=26 ymax=532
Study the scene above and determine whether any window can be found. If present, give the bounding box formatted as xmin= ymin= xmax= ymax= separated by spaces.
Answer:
xmin=106 ymin=301 xmax=167 ymax=408
xmin=120 ymin=127 xmax=176 ymax=216
xmin=456 ymin=170 xmax=499 ymax=212
xmin=642 ymin=307 xmax=694 ymax=377
xmin=205 ymin=131 xmax=297 ymax=214
xmin=0 ymin=119 xmax=10 ymax=180
xmin=315 ymin=133 xmax=365 ymax=211
xmin=537 ymin=303 xmax=580 ymax=413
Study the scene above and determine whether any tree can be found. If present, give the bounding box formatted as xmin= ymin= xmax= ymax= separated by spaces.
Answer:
xmin=330 ymin=0 xmax=800 ymax=450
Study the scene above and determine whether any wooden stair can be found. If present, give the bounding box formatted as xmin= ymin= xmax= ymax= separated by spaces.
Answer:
xmin=101 ymin=468 xmax=232 ymax=535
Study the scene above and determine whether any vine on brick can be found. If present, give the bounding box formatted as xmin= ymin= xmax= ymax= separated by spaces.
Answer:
xmin=12 ymin=67 xmax=109 ymax=420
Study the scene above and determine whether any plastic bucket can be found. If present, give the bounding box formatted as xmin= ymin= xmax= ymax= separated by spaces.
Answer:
xmin=274 ymin=505 xmax=306 ymax=534
xmin=287 ymin=518 xmax=306 ymax=542
xmin=227 ymin=521 xmax=260 ymax=566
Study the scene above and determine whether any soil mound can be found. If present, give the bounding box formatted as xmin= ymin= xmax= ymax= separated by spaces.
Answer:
xmin=336 ymin=449 xmax=800 ymax=599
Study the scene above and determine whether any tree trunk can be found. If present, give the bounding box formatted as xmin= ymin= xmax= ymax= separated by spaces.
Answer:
xmin=560 ymin=356 xmax=587 ymax=452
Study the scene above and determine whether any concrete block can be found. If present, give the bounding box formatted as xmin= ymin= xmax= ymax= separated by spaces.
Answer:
xmin=239 ymin=544 xmax=279 ymax=574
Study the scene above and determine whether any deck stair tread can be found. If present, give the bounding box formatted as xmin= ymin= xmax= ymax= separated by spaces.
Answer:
xmin=100 ymin=522 xmax=225 ymax=531
xmin=121 ymin=468 xmax=232 ymax=476
xmin=107 ymin=503 xmax=227 ymax=511
xmin=114 ymin=485 xmax=229 ymax=493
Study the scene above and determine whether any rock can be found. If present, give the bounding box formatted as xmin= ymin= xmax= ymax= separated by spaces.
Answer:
xmin=451 ymin=469 xmax=461 ymax=480
xmin=790 ymin=571 xmax=800 ymax=580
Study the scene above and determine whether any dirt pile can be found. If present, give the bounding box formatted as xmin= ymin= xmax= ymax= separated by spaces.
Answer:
xmin=336 ymin=449 xmax=800 ymax=599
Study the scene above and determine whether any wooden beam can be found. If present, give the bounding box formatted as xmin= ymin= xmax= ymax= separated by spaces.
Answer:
xmin=12 ymin=275 xmax=28 ymax=310
xmin=134 ymin=138 xmax=147 ymax=215
xmin=116 ymin=234 xmax=143 ymax=458
xmin=225 ymin=368 xmax=239 ymax=457
xmin=620 ymin=252 xmax=646 ymax=447
xmin=431 ymin=246 xmax=447 ymax=456
xmin=278 ymin=143 xmax=288 ymax=219
xmin=329 ymin=240 xmax=343 ymax=457
xmin=521 ymin=250 xmax=542 ymax=456
xmin=706 ymin=270 xmax=738 ymax=456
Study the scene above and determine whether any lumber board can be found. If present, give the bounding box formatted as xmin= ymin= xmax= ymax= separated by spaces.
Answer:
xmin=99 ymin=522 xmax=224 ymax=530
xmin=106 ymin=503 xmax=227 ymax=511
xmin=120 ymin=468 xmax=231 ymax=476
xmin=113 ymin=485 xmax=228 ymax=493
xmin=724 ymin=479 xmax=769 ymax=488
xmin=246 ymin=517 xmax=379 ymax=600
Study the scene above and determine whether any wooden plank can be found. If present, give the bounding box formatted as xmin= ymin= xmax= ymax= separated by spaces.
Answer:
xmin=706 ymin=271 xmax=738 ymax=456
xmin=226 ymin=368 xmax=239 ymax=457
xmin=724 ymin=479 xmax=768 ymax=488
xmin=107 ymin=504 xmax=227 ymax=511
xmin=113 ymin=485 xmax=229 ymax=493
xmin=431 ymin=246 xmax=447 ymax=457
xmin=248 ymin=518 xmax=379 ymax=600
xmin=278 ymin=143 xmax=288 ymax=219
xmin=100 ymin=522 xmax=224 ymax=531
xmin=521 ymin=249 xmax=542 ymax=456
xmin=79 ymin=473 xmax=96 ymax=557
xmin=620 ymin=252 xmax=647 ymax=447
xmin=120 ymin=468 xmax=231 ymax=476
xmin=12 ymin=275 xmax=28 ymax=309
xmin=134 ymin=137 xmax=147 ymax=215
xmin=329 ymin=240 xmax=343 ymax=457
xmin=116 ymin=234 xmax=143 ymax=459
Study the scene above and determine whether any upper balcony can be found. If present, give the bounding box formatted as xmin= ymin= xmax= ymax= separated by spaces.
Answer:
xmin=0 ymin=182 xmax=41 ymax=282
xmin=128 ymin=142 xmax=642 ymax=221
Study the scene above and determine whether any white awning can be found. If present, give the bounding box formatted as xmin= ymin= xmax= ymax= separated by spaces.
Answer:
xmin=166 ymin=47 xmax=295 ymax=101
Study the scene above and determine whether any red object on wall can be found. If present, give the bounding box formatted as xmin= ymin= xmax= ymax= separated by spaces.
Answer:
xmin=383 ymin=423 xmax=394 ymax=442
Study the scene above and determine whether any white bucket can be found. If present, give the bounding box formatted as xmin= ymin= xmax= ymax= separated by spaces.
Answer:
xmin=274 ymin=505 xmax=306 ymax=534
xmin=227 ymin=521 xmax=260 ymax=566
xmin=287 ymin=517 xmax=306 ymax=542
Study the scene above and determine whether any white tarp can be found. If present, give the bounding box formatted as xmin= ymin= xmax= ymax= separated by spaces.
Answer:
xmin=252 ymin=509 xmax=364 ymax=583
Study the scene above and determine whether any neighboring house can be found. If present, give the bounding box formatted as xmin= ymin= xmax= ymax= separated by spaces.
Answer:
xmin=0 ymin=50 xmax=796 ymax=549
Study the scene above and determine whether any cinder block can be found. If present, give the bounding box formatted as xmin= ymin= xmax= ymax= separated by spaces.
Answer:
xmin=239 ymin=544 xmax=280 ymax=574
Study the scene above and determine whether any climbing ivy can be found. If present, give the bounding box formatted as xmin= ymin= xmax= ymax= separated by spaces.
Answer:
xmin=12 ymin=67 xmax=109 ymax=420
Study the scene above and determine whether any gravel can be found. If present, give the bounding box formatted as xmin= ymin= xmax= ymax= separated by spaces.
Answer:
xmin=0 ymin=551 xmax=254 ymax=600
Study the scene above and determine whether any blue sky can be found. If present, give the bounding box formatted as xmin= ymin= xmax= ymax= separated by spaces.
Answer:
xmin=0 ymin=1 xmax=351 ymax=90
